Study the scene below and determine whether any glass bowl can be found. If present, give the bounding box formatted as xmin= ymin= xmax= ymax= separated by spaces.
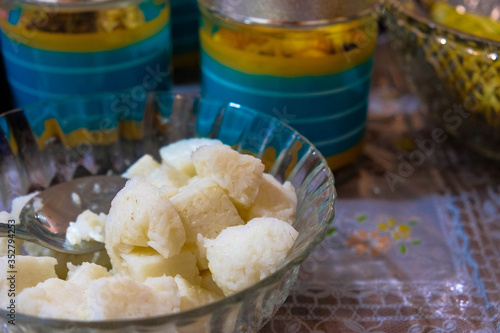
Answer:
xmin=384 ymin=0 xmax=500 ymax=160
xmin=0 ymin=92 xmax=336 ymax=332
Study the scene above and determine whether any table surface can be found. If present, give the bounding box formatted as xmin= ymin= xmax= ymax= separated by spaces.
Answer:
xmin=135 ymin=32 xmax=500 ymax=332
xmin=253 ymin=34 xmax=500 ymax=333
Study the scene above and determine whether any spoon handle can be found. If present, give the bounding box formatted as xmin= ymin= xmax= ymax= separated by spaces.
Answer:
xmin=0 ymin=223 xmax=44 ymax=245
xmin=0 ymin=223 xmax=77 ymax=253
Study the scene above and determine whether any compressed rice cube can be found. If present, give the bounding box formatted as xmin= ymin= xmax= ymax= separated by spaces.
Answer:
xmin=66 ymin=210 xmax=107 ymax=245
xmin=245 ymin=173 xmax=297 ymax=224
xmin=18 ymin=266 xmax=181 ymax=320
xmin=17 ymin=278 xmax=86 ymax=320
xmin=66 ymin=262 xmax=111 ymax=285
xmin=205 ymin=217 xmax=298 ymax=295
xmin=86 ymin=275 xmax=180 ymax=320
xmin=158 ymin=184 xmax=179 ymax=198
xmin=144 ymin=275 xmax=179 ymax=295
xmin=170 ymin=177 xmax=244 ymax=243
xmin=192 ymin=145 xmax=264 ymax=208
xmin=120 ymin=249 xmax=200 ymax=285
xmin=22 ymin=242 xmax=111 ymax=280
xmin=105 ymin=177 xmax=186 ymax=271
xmin=174 ymin=275 xmax=222 ymax=311
xmin=0 ymin=256 xmax=58 ymax=309
xmin=0 ymin=211 xmax=12 ymax=223
xmin=146 ymin=162 xmax=190 ymax=189
xmin=122 ymin=154 xmax=160 ymax=179
xmin=159 ymin=138 xmax=223 ymax=177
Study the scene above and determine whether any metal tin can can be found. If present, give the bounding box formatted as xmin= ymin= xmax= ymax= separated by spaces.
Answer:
xmin=199 ymin=0 xmax=379 ymax=172
xmin=0 ymin=0 xmax=171 ymax=107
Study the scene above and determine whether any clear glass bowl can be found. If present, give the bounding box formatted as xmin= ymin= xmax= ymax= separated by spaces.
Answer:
xmin=0 ymin=92 xmax=336 ymax=332
xmin=384 ymin=0 xmax=500 ymax=160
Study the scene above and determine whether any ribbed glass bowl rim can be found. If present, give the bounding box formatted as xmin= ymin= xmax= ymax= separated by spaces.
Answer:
xmin=385 ymin=0 xmax=500 ymax=48
xmin=1 ymin=92 xmax=337 ymax=329
xmin=198 ymin=1 xmax=381 ymax=28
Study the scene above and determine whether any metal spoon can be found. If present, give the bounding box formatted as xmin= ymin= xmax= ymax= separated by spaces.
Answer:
xmin=0 ymin=175 xmax=127 ymax=254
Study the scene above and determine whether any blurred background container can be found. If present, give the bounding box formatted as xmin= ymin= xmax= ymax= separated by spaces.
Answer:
xmin=0 ymin=0 xmax=172 ymax=109
xmin=171 ymin=0 xmax=200 ymax=83
xmin=198 ymin=0 xmax=380 ymax=174
xmin=385 ymin=0 xmax=500 ymax=161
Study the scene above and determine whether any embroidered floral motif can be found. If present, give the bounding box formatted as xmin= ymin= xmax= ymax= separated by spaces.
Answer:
xmin=378 ymin=218 xmax=412 ymax=240
xmin=346 ymin=216 xmax=421 ymax=256
xmin=346 ymin=230 xmax=392 ymax=256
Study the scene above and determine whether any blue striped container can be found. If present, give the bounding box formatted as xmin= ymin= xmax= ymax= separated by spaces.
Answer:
xmin=199 ymin=9 xmax=378 ymax=170
xmin=0 ymin=0 xmax=171 ymax=114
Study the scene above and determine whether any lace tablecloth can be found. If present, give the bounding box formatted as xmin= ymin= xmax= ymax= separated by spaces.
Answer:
xmin=259 ymin=36 xmax=500 ymax=333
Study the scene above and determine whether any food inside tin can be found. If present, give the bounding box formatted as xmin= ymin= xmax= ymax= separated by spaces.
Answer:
xmin=12 ymin=5 xmax=146 ymax=33
xmin=207 ymin=19 xmax=375 ymax=58
xmin=0 ymin=139 xmax=299 ymax=320
xmin=413 ymin=1 xmax=500 ymax=41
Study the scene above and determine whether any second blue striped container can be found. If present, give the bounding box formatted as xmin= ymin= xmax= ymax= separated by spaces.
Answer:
xmin=198 ymin=0 xmax=379 ymax=171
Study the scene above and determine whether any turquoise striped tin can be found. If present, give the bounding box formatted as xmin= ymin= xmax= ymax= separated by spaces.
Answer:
xmin=201 ymin=51 xmax=373 ymax=159
xmin=198 ymin=0 xmax=379 ymax=170
xmin=0 ymin=0 xmax=171 ymax=110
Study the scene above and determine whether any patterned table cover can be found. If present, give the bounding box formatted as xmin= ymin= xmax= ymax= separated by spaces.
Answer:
xmin=259 ymin=35 xmax=500 ymax=333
